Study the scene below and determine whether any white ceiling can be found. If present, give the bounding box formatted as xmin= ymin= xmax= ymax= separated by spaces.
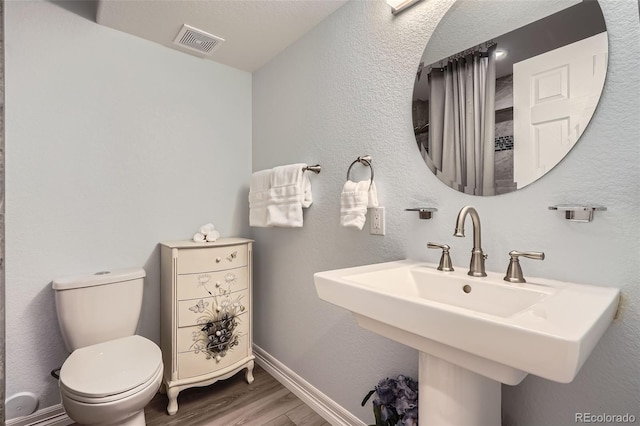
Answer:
xmin=96 ymin=0 xmax=349 ymax=72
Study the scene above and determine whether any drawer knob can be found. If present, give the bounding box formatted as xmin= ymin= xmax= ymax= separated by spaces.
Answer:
xmin=216 ymin=257 xmax=222 ymax=263
xmin=215 ymin=281 xmax=221 ymax=288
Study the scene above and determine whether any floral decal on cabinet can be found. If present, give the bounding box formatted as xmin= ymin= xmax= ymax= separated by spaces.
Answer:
xmin=189 ymin=272 xmax=246 ymax=362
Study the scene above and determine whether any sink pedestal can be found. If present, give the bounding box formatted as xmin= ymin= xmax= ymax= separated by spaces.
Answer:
xmin=420 ymin=353 xmax=500 ymax=426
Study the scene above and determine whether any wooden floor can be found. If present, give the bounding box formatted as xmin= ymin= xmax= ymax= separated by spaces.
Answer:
xmin=72 ymin=365 xmax=330 ymax=426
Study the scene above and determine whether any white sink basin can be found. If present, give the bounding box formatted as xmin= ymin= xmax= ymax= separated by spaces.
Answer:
xmin=347 ymin=265 xmax=552 ymax=318
xmin=314 ymin=260 xmax=620 ymax=385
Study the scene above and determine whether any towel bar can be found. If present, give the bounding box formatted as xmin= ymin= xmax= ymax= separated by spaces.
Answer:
xmin=303 ymin=164 xmax=322 ymax=174
xmin=347 ymin=155 xmax=374 ymax=188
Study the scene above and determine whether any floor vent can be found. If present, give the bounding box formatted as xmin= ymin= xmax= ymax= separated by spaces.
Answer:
xmin=173 ymin=24 xmax=224 ymax=55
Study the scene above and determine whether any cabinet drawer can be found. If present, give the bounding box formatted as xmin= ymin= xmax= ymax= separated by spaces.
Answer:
xmin=177 ymin=289 xmax=249 ymax=328
xmin=177 ymin=267 xmax=248 ymax=301
xmin=177 ymin=245 xmax=248 ymax=274
xmin=176 ymin=311 xmax=248 ymax=353
xmin=177 ymin=330 xmax=250 ymax=380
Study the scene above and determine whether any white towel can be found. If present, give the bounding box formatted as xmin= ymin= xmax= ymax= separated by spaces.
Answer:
xmin=205 ymin=229 xmax=220 ymax=242
xmin=200 ymin=223 xmax=215 ymax=235
xmin=193 ymin=232 xmax=206 ymax=243
xmin=340 ymin=180 xmax=379 ymax=230
xmin=249 ymin=169 xmax=272 ymax=227
xmin=266 ymin=163 xmax=312 ymax=227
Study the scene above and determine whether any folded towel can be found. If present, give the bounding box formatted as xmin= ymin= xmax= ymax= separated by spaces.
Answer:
xmin=266 ymin=163 xmax=312 ymax=227
xmin=193 ymin=232 xmax=206 ymax=243
xmin=249 ymin=169 xmax=273 ymax=227
xmin=341 ymin=180 xmax=379 ymax=230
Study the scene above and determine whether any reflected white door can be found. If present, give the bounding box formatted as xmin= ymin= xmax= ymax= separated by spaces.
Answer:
xmin=513 ymin=32 xmax=607 ymax=188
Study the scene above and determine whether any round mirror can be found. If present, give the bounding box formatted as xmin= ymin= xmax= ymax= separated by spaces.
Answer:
xmin=412 ymin=0 xmax=607 ymax=196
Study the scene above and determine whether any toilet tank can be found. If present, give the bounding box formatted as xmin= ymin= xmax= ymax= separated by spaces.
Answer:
xmin=53 ymin=268 xmax=146 ymax=352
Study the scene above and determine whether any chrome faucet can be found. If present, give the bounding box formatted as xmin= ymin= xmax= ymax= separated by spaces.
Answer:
xmin=453 ymin=206 xmax=487 ymax=277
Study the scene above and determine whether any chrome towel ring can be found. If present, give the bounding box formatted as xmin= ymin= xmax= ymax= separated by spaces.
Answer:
xmin=346 ymin=155 xmax=374 ymax=188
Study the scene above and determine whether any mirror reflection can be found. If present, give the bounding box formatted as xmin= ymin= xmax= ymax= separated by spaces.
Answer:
xmin=413 ymin=1 xmax=607 ymax=195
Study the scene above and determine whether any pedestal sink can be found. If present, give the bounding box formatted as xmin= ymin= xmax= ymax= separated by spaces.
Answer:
xmin=314 ymin=260 xmax=620 ymax=425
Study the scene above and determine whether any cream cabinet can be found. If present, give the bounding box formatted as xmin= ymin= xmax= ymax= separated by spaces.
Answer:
xmin=160 ymin=238 xmax=254 ymax=415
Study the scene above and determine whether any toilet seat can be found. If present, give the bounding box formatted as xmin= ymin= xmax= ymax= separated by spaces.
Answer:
xmin=60 ymin=335 xmax=162 ymax=403
xmin=61 ymin=362 xmax=163 ymax=404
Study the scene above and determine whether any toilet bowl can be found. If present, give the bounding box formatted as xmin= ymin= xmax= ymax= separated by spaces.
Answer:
xmin=59 ymin=335 xmax=163 ymax=426
xmin=53 ymin=268 xmax=162 ymax=425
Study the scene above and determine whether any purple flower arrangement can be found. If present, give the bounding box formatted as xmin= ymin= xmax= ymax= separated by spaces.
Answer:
xmin=361 ymin=375 xmax=419 ymax=426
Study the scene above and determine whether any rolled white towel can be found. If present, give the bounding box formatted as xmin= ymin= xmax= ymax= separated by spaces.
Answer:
xmin=206 ymin=230 xmax=220 ymax=242
xmin=200 ymin=223 xmax=215 ymax=235
xmin=193 ymin=232 xmax=206 ymax=243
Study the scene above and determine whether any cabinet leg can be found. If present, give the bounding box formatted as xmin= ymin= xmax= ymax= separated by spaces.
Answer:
xmin=166 ymin=387 xmax=180 ymax=415
xmin=245 ymin=360 xmax=255 ymax=384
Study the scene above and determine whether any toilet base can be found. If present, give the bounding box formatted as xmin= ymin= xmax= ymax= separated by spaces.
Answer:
xmin=101 ymin=410 xmax=145 ymax=426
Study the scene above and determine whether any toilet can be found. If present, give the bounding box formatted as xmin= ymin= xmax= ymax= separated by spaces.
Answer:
xmin=53 ymin=268 xmax=163 ymax=426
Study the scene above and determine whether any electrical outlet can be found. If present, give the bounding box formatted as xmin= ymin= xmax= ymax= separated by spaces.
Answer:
xmin=370 ymin=207 xmax=385 ymax=236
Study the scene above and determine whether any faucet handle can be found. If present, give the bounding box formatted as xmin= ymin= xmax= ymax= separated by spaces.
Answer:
xmin=427 ymin=242 xmax=454 ymax=271
xmin=504 ymin=250 xmax=545 ymax=283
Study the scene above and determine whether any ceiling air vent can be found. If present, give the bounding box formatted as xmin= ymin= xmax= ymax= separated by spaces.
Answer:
xmin=173 ymin=24 xmax=224 ymax=56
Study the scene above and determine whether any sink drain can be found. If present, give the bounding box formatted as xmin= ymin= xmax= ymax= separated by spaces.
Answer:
xmin=462 ymin=285 xmax=472 ymax=293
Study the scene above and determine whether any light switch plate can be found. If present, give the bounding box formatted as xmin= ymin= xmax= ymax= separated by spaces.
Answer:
xmin=370 ymin=207 xmax=385 ymax=236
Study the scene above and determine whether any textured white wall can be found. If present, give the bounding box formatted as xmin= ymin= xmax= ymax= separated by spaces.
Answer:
xmin=4 ymin=0 xmax=251 ymax=414
xmin=252 ymin=0 xmax=640 ymax=424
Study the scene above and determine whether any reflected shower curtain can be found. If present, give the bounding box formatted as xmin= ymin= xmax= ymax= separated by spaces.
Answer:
xmin=429 ymin=45 xmax=496 ymax=195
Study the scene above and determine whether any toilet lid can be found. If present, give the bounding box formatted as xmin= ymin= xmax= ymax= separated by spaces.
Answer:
xmin=60 ymin=335 xmax=162 ymax=398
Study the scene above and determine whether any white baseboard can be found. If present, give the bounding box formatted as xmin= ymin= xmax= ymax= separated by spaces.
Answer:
xmin=5 ymin=404 xmax=72 ymax=426
xmin=253 ymin=344 xmax=366 ymax=426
